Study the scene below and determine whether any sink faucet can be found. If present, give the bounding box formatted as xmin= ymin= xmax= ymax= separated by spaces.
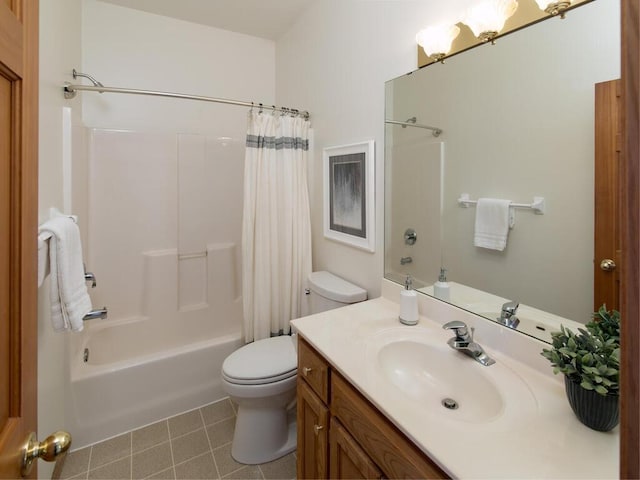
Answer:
xmin=443 ymin=321 xmax=495 ymax=366
xmin=497 ymin=301 xmax=520 ymax=329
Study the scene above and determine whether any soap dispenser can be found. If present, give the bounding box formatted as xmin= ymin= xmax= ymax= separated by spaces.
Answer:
xmin=399 ymin=275 xmax=419 ymax=326
xmin=434 ymin=268 xmax=450 ymax=302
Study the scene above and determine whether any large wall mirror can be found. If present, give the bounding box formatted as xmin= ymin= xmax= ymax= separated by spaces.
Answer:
xmin=384 ymin=0 xmax=620 ymax=343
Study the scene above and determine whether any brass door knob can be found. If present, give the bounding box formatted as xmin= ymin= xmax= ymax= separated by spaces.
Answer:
xmin=313 ymin=424 xmax=324 ymax=435
xmin=21 ymin=431 xmax=71 ymax=476
xmin=302 ymin=367 xmax=312 ymax=376
xmin=600 ymin=259 xmax=617 ymax=272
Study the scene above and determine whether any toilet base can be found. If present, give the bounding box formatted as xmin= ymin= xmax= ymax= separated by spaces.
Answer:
xmin=231 ymin=404 xmax=297 ymax=464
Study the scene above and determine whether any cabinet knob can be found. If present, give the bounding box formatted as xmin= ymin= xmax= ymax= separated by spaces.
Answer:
xmin=313 ymin=424 xmax=324 ymax=435
xmin=302 ymin=367 xmax=313 ymax=376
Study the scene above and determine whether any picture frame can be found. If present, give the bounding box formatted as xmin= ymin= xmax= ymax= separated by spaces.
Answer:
xmin=323 ymin=140 xmax=375 ymax=252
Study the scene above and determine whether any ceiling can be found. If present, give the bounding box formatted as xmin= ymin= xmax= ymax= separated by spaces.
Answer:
xmin=98 ymin=0 xmax=316 ymax=40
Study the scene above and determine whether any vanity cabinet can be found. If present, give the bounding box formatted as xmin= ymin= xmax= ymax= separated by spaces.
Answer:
xmin=297 ymin=337 xmax=448 ymax=480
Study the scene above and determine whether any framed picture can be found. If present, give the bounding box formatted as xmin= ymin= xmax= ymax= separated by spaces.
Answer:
xmin=323 ymin=140 xmax=375 ymax=252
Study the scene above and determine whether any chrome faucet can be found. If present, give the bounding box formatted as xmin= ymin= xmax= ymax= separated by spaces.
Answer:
xmin=443 ymin=321 xmax=495 ymax=366
xmin=497 ymin=301 xmax=520 ymax=329
xmin=83 ymin=307 xmax=108 ymax=321
xmin=400 ymin=256 xmax=413 ymax=265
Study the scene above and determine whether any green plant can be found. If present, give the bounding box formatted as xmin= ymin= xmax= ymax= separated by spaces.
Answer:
xmin=541 ymin=305 xmax=620 ymax=396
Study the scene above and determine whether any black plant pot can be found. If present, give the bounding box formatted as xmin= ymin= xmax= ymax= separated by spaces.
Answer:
xmin=564 ymin=376 xmax=619 ymax=432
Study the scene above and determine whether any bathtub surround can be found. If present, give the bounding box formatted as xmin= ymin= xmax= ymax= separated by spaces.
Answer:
xmin=242 ymin=111 xmax=312 ymax=342
xmin=62 ymin=128 xmax=246 ymax=448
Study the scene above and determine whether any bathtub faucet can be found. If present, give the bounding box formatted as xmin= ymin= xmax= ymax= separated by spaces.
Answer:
xmin=83 ymin=307 xmax=108 ymax=321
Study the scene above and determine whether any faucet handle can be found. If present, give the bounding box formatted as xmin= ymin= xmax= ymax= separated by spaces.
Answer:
xmin=501 ymin=301 xmax=519 ymax=316
xmin=442 ymin=321 xmax=470 ymax=340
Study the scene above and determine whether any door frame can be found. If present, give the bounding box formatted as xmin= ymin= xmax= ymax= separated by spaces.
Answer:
xmin=621 ymin=1 xmax=640 ymax=478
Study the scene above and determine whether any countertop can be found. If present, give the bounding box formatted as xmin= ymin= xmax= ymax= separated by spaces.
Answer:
xmin=290 ymin=283 xmax=619 ymax=479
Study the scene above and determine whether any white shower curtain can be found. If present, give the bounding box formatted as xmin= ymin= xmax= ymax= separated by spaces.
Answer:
xmin=241 ymin=111 xmax=312 ymax=343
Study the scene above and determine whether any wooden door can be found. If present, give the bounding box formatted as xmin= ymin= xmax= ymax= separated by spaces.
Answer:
xmin=329 ymin=418 xmax=382 ymax=480
xmin=594 ymin=79 xmax=622 ymax=312
xmin=296 ymin=380 xmax=328 ymax=480
xmin=0 ymin=0 xmax=39 ymax=478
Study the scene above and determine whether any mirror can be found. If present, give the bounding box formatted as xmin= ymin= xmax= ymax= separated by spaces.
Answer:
xmin=384 ymin=0 xmax=620 ymax=343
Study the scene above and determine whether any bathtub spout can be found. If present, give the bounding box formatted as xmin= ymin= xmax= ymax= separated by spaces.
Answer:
xmin=84 ymin=307 xmax=108 ymax=321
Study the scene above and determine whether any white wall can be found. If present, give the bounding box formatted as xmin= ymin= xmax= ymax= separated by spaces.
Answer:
xmin=276 ymin=0 xmax=477 ymax=298
xmin=38 ymin=1 xmax=83 ymax=477
xmin=81 ymin=0 xmax=276 ymax=133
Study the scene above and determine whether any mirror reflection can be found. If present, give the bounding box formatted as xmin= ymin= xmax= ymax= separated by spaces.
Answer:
xmin=384 ymin=0 xmax=620 ymax=343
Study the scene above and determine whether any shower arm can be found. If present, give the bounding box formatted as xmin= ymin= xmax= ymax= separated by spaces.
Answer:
xmin=72 ymin=69 xmax=104 ymax=90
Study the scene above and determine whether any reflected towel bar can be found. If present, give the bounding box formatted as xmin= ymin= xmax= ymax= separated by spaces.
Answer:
xmin=457 ymin=193 xmax=546 ymax=215
xmin=385 ymin=119 xmax=442 ymax=137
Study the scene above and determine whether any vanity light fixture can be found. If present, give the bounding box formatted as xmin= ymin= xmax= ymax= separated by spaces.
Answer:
xmin=534 ymin=0 xmax=572 ymax=18
xmin=416 ymin=24 xmax=461 ymax=63
xmin=462 ymin=0 xmax=519 ymax=44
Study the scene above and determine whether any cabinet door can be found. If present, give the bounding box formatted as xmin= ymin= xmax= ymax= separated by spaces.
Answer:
xmin=329 ymin=418 xmax=383 ymax=480
xmin=297 ymin=380 xmax=329 ymax=479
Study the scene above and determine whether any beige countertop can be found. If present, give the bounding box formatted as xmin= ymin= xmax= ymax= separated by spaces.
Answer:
xmin=291 ymin=280 xmax=619 ymax=479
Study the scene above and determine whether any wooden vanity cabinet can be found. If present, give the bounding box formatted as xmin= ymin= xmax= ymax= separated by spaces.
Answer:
xmin=297 ymin=337 xmax=448 ymax=480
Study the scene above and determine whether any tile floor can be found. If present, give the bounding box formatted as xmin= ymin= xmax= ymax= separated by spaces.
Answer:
xmin=57 ymin=398 xmax=296 ymax=480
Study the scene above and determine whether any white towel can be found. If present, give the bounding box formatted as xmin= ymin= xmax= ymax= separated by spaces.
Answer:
xmin=38 ymin=216 xmax=92 ymax=332
xmin=474 ymin=198 xmax=511 ymax=251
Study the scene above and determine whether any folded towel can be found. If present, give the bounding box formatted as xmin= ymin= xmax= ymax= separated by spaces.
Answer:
xmin=38 ymin=216 xmax=92 ymax=332
xmin=474 ymin=198 xmax=511 ymax=251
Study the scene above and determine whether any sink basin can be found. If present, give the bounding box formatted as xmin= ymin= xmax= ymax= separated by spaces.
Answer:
xmin=378 ymin=340 xmax=504 ymax=422
xmin=369 ymin=328 xmax=538 ymax=425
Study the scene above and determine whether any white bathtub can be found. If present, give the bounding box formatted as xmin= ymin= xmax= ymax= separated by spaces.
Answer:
xmin=66 ymin=315 xmax=243 ymax=448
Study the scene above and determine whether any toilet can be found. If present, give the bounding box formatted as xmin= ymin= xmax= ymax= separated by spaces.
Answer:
xmin=221 ymin=271 xmax=367 ymax=464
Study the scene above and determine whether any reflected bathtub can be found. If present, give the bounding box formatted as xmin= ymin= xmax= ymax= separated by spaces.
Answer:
xmin=67 ymin=315 xmax=243 ymax=448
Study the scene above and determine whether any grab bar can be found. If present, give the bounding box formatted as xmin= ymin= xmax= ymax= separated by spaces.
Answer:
xmin=84 ymin=307 xmax=108 ymax=321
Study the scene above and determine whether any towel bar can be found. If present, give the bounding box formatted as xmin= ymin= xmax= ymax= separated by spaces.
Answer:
xmin=457 ymin=193 xmax=545 ymax=215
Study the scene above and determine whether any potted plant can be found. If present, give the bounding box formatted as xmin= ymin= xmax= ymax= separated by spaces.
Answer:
xmin=541 ymin=304 xmax=620 ymax=432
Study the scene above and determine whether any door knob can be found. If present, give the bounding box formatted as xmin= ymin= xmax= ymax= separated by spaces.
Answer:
xmin=600 ymin=259 xmax=617 ymax=272
xmin=21 ymin=431 xmax=71 ymax=476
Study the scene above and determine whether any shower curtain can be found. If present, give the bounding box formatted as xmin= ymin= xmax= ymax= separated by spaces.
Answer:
xmin=241 ymin=111 xmax=312 ymax=343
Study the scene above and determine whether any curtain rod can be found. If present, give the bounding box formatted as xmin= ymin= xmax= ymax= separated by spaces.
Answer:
xmin=63 ymin=70 xmax=310 ymax=120
xmin=385 ymin=119 xmax=442 ymax=137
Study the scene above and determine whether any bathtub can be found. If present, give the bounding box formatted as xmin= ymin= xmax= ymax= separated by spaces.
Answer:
xmin=66 ymin=315 xmax=243 ymax=449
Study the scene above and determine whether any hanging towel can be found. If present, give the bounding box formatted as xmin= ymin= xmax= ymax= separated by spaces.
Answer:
xmin=474 ymin=198 xmax=511 ymax=251
xmin=38 ymin=216 xmax=92 ymax=332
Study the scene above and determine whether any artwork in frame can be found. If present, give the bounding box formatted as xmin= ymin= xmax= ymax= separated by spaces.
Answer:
xmin=323 ymin=140 xmax=375 ymax=252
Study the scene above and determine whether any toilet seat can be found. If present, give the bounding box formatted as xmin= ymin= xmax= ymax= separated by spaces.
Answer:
xmin=222 ymin=335 xmax=297 ymax=385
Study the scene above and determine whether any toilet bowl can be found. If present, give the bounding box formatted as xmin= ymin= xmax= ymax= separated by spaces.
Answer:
xmin=222 ymin=271 xmax=367 ymax=464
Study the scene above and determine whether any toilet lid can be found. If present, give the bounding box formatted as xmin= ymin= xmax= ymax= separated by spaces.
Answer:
xmin=222 ymin=335 xmax=297 ymax=385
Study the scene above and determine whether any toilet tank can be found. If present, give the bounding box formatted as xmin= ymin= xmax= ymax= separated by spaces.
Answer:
xmin=308 ymin=271 xmax=367 ymax=314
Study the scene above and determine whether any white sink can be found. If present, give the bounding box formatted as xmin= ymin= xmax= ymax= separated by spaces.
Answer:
xmin=378 ymin=340 xmax=504 ymax=422
xmin=368 ymin=327 xmax=538 ymax=425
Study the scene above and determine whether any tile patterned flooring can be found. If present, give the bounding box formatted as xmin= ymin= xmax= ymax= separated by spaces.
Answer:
xmin=58 ymin=398 xmax=296 ymax=480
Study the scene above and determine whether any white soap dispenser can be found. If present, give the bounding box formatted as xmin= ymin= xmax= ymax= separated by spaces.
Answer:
xmin=433 ymin=268 xmax=450 ymax=302
xmin=399 ymin=275 xmax=419 ymax=326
